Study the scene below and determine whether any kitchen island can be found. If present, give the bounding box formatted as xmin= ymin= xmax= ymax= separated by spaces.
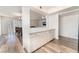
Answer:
xmin=30 ymin=27 xmax=55 ymax=52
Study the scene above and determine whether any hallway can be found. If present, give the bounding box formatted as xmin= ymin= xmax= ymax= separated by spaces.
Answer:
xmin=0 ymin=35 xmax=25 ymax=53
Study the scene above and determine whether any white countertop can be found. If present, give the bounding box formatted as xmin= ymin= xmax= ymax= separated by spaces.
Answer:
xmin=30 ymin=27 xmax=55 ymax=33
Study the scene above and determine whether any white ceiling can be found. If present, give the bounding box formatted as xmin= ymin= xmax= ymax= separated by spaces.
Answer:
xmin=0 ymin=6 xmax=21 ymax=17
xmin=31 ymin=6 xmax=72 ymax=15
xmin=32 ymin=6 xmax=57 ymax=12
xmin=0 ymin=6 xmax=74 ymax=17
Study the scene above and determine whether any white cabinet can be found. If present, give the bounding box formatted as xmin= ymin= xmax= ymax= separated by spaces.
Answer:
xmin=30 ymin=30 xmax=55 ymax=52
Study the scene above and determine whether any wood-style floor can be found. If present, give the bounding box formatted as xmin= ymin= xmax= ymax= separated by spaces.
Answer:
xmin=0 ymin=35 xmax=78 ymax=53
xmin=34 ymin=36 xmax=78 ymax=53
xmin=0 ymin=35 xmax=25 ymax=53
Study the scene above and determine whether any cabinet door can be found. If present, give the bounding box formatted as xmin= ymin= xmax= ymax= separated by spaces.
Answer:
xmin=30 ymin=31 xmax=55 ymax=52
xmin=30 ymin=33 xmax=42 ymax=51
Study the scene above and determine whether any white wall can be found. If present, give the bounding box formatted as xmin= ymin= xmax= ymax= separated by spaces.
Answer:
xmin=1 ymin=17 xmax=10 ymax=34
xmin=46 ymin=13 xmax=59 ymax=39
xmin=59 ymin=14 xmax=78 ymax=39
xmin=0 ymin=17 xmax=1 ymax=35
xmin=1 ymin=16 xmax=22 ymax=35
xmin=30 ymin=9 xmax=46 ymax=27
xmin=1 ymin=17 xmax=14 ymax=35
xmin=22 ymin=7 xmax=30 ymax=52
xmin=14 ymin=19 xmax=22 ymax=27
xmin=30 ymin=10 xmax=42 ymax=20
xmin=30 ymin=19 xmax=40 ymax=27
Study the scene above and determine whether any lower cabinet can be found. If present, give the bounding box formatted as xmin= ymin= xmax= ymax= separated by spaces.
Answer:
xmin=30 ymin=30 xmax=55 ymax=52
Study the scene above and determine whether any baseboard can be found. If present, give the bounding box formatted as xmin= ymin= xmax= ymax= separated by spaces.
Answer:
xmin=59 ymin=35 xmax=78 ymax=40
xmin=59 ymin=35 xmax=78 ymax=44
